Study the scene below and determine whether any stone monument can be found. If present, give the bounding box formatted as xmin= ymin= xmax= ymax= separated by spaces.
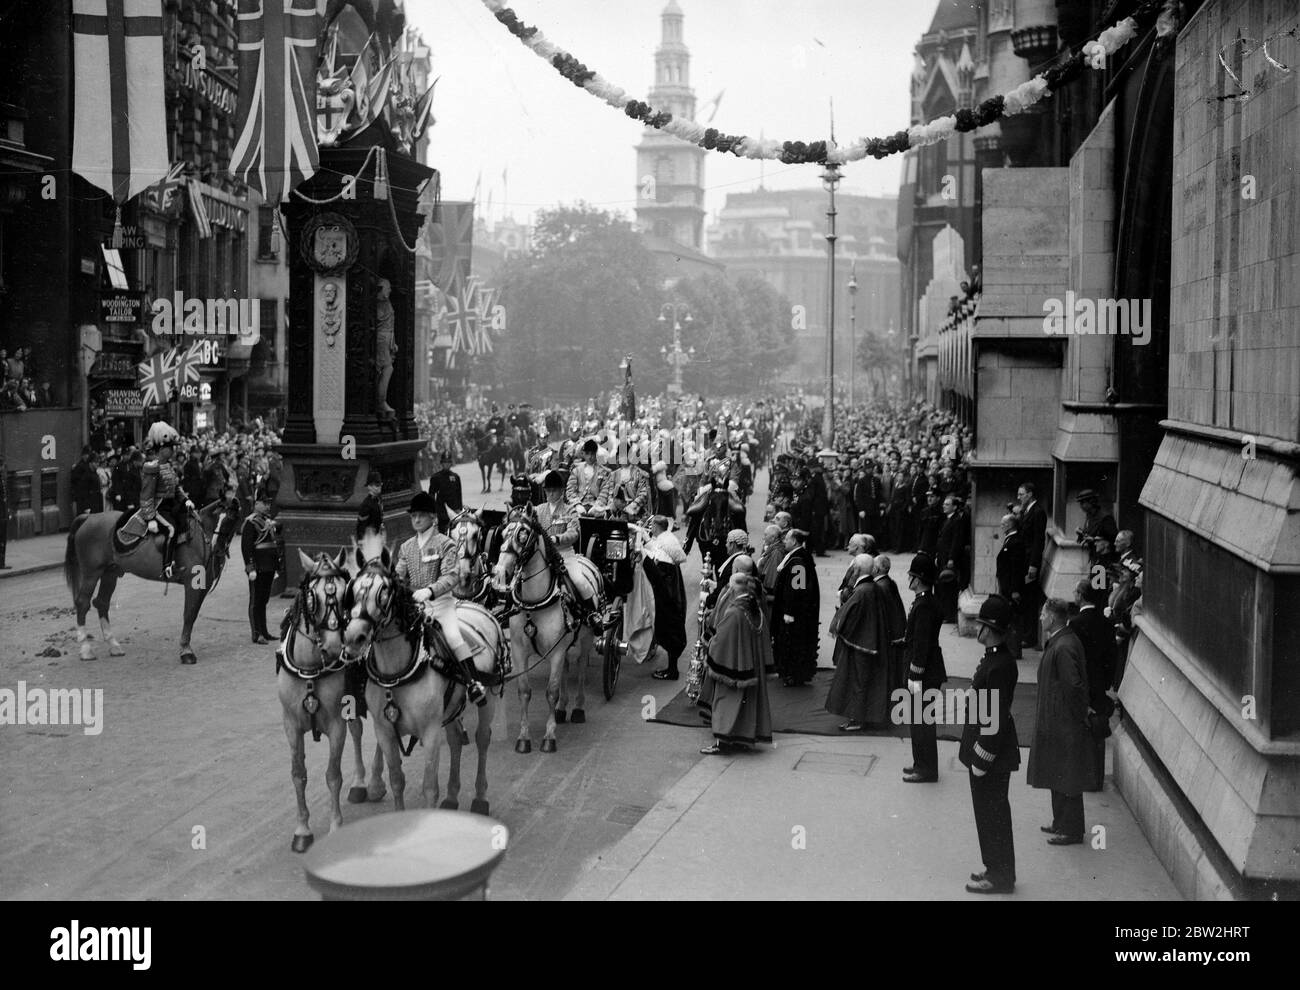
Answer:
xmin=275 ymin=21 xmax=438 ymax=588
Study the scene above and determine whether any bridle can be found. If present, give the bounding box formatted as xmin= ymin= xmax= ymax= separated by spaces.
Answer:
xmin=281 ymin=555 xmax=351 ymax=678
xmin=344 ymin=557 xmax=424 ymax=689
xmin=497 ymin=512 xmax=561 ymax=611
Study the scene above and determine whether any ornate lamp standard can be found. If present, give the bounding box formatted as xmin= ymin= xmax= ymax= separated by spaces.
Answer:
xmin=848 ymin=262 xmax=858 ymax=408
xmin=821 ymin=163 xmax=841 ymax=445
xmin=658 ymin=303 xmax=694 ymax=396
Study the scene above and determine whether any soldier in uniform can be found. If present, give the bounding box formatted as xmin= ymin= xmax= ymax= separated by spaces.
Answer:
xmin=558 ymin=420 xmax=584 ymax=468
xmin=397 ymin=491 xmax=486 ymax=706
xmin=902 ymin=553 xmax=946 ymax=782
xmin=139 ymin=422 xmax=194 ymax=580
xmin=566 ymin=439 xmax=608 ymax=512
xmin=593 ymin=450 xmax=650 ymax=522
xmin=960 ymin=595 xmax=1021 ymax=895
xmin=427 ymin=451 xmax=463 ymax=533
xmin=242 ymin=487 xmax=282 ymax=644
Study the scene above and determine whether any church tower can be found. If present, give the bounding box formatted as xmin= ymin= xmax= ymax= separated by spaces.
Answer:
xmin=635 ymin=0 xmax=706 ymax=251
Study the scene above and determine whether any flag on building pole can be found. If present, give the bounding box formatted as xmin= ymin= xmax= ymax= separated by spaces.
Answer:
xmin=71 ymin=0 xmax=170 ymax=203
xmin=137 ymin=349 xmax=177 ymax=408
xmin=173 ymin=342 xmax=205 ymax=391
xmin=230 ymin=0 xmax=321 ymax=204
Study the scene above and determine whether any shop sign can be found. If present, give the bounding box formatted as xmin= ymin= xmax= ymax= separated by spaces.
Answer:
xmin=102 ymin=388 xmax=144 ymax=418
xmin=100 ymin=292 xmax=143 ymax=324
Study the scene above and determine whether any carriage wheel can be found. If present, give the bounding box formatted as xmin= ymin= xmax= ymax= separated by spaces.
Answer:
xmin=602 ymin=625 xmax=621 ymax=701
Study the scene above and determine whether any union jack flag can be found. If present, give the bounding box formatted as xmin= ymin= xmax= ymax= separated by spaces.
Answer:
xmin=229 ymin=0 xmax=320 ymax=204
xmin=173 ymin=342 xmax=205 ymax=390
xmin=137 ymin=350 xmax=177 ymax=408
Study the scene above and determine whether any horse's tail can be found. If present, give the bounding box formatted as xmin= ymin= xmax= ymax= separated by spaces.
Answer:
xmin=65 ymin=514 xmax=88 ymax=595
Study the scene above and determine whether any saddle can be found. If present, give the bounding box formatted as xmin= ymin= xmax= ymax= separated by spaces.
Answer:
xmin=113 ymin=511 xmax=159 ymax=555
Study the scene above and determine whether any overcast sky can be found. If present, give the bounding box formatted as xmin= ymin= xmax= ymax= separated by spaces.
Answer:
xmin=403 ymin=0 xmax=940 ymax=225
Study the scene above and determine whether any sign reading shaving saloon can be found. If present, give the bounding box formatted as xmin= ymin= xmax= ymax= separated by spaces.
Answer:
xmin=102 ymin=388 xmax=144 ymax=418
xmin=100 ymin=292 xmax=143 ymax=324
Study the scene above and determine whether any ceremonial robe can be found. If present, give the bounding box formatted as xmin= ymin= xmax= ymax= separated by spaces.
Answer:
xmin=824 ymin=577 xmax=891 ymax=725
xmin=772 ymin=545 xmax=819 ymax=684
xmin=704 ymin=599 xmax=773 ymax=745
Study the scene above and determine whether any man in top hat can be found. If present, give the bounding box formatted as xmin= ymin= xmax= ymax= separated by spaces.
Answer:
xmin=902 ymin=553 xmax=947 ymax=782
xmin=960 ymin=594 xmax=1021 ymax=894
xmin=242 ymin=486 xmax=282 ymax=644
xmin=566 ymin=438 xmax=607 ymax=511
xmin=427 ymin=451 xmax=463 ymax=534
xmin=356 ymin=470 xmax=385 ymax=542
xmin=1075 ymin=489 xmax=1118 ymax=567
xmin=398 ymin=491 xmax=487 ymax=706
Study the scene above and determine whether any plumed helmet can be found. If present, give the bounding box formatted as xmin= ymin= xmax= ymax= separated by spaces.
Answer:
xmin=146 ymin=421 xmax=180 ymax=449
xmin=976 ymin=595 xmax=1014 ymax=633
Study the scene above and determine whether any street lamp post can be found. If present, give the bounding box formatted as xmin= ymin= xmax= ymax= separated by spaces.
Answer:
xmin=821 ymin=163 xmax=841 ymax=446
xmin=848 ymin=262 xmax=858 ymax=409
xmin=658 ymin=303 xmax=694 ymax=396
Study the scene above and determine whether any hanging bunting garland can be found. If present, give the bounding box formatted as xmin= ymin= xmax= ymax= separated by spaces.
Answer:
xmin=480 ymin=0 xmax=1175 ymax=165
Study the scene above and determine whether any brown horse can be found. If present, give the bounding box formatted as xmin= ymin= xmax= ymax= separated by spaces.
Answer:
xmin=63 ymin=501 xmax=241 ymax=664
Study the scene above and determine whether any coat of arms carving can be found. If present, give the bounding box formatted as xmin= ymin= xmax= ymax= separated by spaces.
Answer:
xmin=301 ymin=213 xmax=358 ymax=275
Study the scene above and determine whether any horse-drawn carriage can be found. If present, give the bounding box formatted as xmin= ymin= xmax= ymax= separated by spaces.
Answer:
xmin=576 ymin=515 xmax=646 ymax=701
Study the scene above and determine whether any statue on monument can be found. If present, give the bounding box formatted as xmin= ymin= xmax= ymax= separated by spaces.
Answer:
xmin=374 ymin=277 xmax=396 ymax=416
xmin=319 ymin=280 xmax=344 ymax=347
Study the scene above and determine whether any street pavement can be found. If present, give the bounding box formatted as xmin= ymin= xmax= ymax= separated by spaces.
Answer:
xmin=0 ymin=460 xmax=1179 ymax=899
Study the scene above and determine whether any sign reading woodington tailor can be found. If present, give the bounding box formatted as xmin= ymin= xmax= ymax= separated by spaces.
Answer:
xmin=152 ymin=293 xmax=261 ymax=339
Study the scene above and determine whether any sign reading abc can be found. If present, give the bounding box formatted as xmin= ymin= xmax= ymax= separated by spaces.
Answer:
xmin=177 ymin=381 xmax=214 ymax=403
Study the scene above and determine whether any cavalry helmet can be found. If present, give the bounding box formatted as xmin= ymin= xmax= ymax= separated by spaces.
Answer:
xmin=145 ymin=421 xmax=180 ymax=449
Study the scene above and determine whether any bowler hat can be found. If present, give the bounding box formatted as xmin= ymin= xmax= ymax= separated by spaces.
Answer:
xmin=408 ymin=491 xmax=436 ymax=514
xmin=976 ymin=595 xmax=1014 ymax=633
xmin=542 ymin=470 xmax=565 ymax=489
xmin=1076 ymin=489 xmax=1100 ymax=503
xmin=908 ymin=553 xmax=937 ymax=584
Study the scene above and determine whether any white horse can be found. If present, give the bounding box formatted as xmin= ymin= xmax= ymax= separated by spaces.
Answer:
xmin=492 ymin=504 xmax=603 ymax=753
xmin=341 ymin=535 xmax=504 ymax=813
xmin=277 ymin=549 xmax=362 ymax=852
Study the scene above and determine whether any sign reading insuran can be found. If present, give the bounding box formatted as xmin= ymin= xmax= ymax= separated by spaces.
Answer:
xmin=152 ymin=293 xmax=261 ymax=339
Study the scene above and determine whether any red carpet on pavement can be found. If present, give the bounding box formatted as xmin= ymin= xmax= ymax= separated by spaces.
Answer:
xmin=650 ymin=671 xmax=1037 ymax=744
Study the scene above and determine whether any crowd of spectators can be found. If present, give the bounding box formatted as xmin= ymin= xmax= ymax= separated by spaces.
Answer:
xmin=72 ymin=420 xmax=284 ymax=520
xmin=0 ymin=346 xmax=52 ymax=411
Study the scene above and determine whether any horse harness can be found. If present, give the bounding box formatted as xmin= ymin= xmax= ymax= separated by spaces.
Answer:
xmin=278 ymin=562 xmax=350 ymax=742
xmin=498 ymin=515 xmax=589 ymax=684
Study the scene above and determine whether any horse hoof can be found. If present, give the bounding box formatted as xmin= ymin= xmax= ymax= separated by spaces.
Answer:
xmin=180 ymin=651 xmax=197 ymax=665
xmin=367 ymin=786 xmax=387 ymax=803
xmin=514 ymin=739 xmax=532 ymax=754
xmin=108 ymin=645 xmax=126 ymax=657
xmin=458 ymin=728 xmax=470 ymax=746
xmin=571 ymin=708 xmax=586 ymax=724
xmin=540 ymin=738 xmax=557 ymax=753
xmin=438 ymin=798 xmax=458 ymax=810
xmin=554 ymin=709 xmax=566 ymax=724
xmin=291 ymin=834 xmax=314 ymax=854
xmin=346 ymin=787 xmax=368 ymax=804
xmin=470 ymin=799 xmax=490 ymax=816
